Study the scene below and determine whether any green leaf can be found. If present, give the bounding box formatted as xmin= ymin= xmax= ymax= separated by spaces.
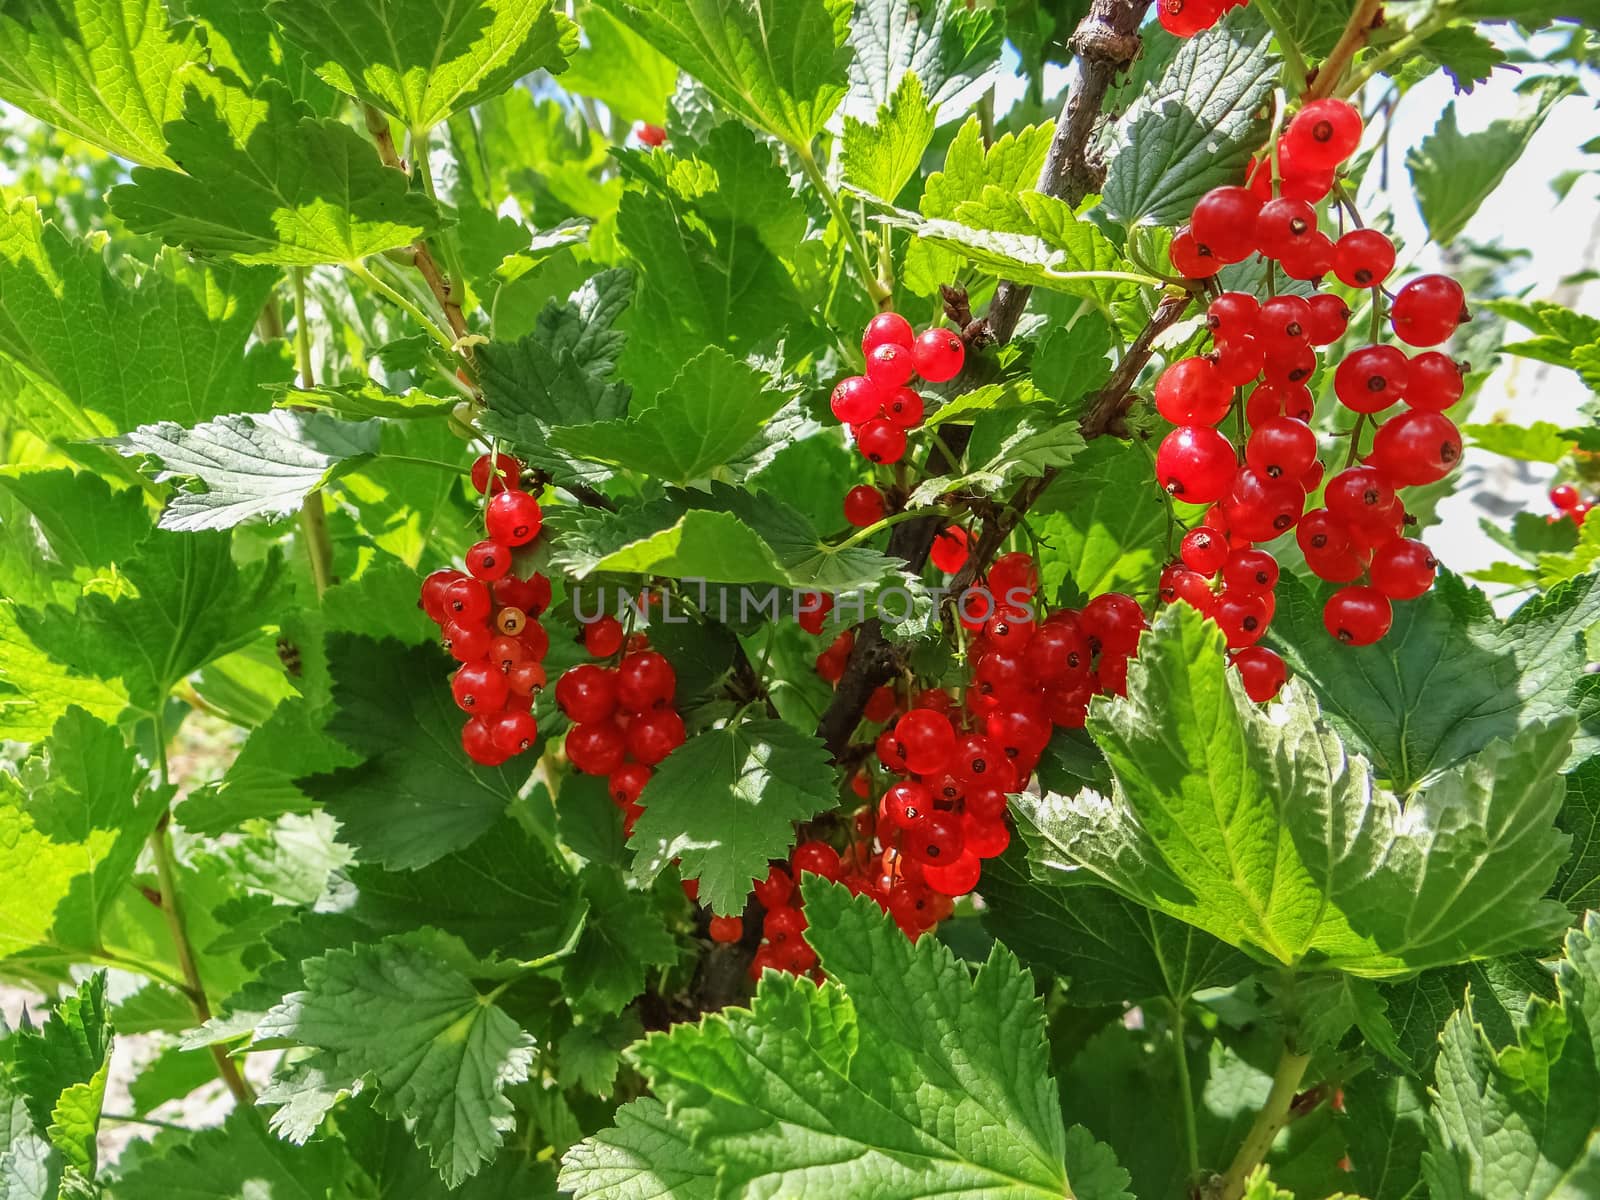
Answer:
xmin=1270 ymin=571 xmax=1600 ymax=789
xmin=559 ymin=1097 xmax=716 ymax=1200
xmin=910 ymin=405 xmax=1085 ymax=506
xmin=563 ymin=866 xmax=680 ymax=1014
xmin=551 ymin=348 xmax=795 ymax=484
xmin=256 ymin=936 xmax=534 ymax=1187
xmin=595 ymin=880 xmax=1078 ymax=1197
xmin=628 ymin=718 xmax=836 ymax=914
xmin=841 ymin=74 xmax=937 ymax=203
xmin=101 ymin=411 xmax=378 ymax=532
xmin=0 ymin=0 xmax=209 ymax=168
xmin=1019 ymin=605 xmax=1575 ymax=977
xmin=110 ymin=1108 xmax=351 ymax=1200
xmin=0 ymin=1085 xmax=56 ymax=1200
xmin=1341 ymin=1068 xmax=1430 ymax=1200
xmin=1101 ymin=12 xmax=1277 ymax=226
xmin=1385 ymin=953 xmax=1558 ymax=1074
xmin=978 ymin=843 xmax=1252 ymax=1006
xmin=1033 ymin=438 xmax=1171 ymax=603
xmin=302 ymin=636 xmax=529 ymax=870
xmin=592 ymin=0 xmax=852 ymax=149
xmin=275 ymin=380 xmax=456 ymax=420
xmin=1556 ymin=757 xmax=1600 ymax=916
xmin=559 ymin=4 xmax=677 ymax=124
xmin=0 ymin=200 xmax=282 ymax=445
xmin=127 ymin=1044 xmax=226 ymax=1115
xmin=110 ymin=81 xmax=442 ymax=265
xmin=920 ymin=116 xmax=1054 ymax=220
xmin=1423 ymin=912 xmax=1600 ymax=1198
xmin=1462 ymin=420 xmax=1577 ymax=464
xmin=556 ymin=1011 xmax=642 ymax=1097
xmin=1416 ymin=25 xmax=1508 ymax=93
xmin=0 ymin=603 xmax=129 ymax=743
xmin=0 ymin=709 xmax=163 ymax=962
xmin=267 ymin=0 xmax=575 ymax=129
xmin=843 ymin=0 xmax=1001 ymax=124
xmin=1407 ymin=77 xmax=1575 ymax=246
xmin=11 ymin=973 xmax=110 ymax=1182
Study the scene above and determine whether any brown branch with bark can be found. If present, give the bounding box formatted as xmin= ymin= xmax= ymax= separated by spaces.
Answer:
xmin=814 ymin=0 xmax=1156 ymax=761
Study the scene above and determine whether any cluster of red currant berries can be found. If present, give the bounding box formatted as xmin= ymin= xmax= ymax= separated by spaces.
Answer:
xmin=556 ymin=622 xmax=686 ymax=836
xmin=420 ymin=453 xmax=551 ymax=765
xmin=1157 ymin=0 xmax=1249 ymax=37
xmin=1158 ymin=98 xmax=1466 ymax=652
xmin=830 ymin=312 xmax=966 ymax=466
xmin=1550 ymin=484 xmax=1592 ymax=525
xmin=706 ymin=845 xmax=847 ymax=980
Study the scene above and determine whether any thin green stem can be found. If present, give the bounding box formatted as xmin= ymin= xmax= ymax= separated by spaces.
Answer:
xmin=411 ymin=126 xmax=472 ymax=316
xmin=795 ymin=145 xmax=892 ymax=309
xmin=1339 ymin=9 xmax=1452 ymax=98
xmin=1219 ymin=1044 xmax=1312 ymax=1200
xmin=835 ymin=506 xmax=955 ymax=552
xmin=347 ymin=262 xmax=457 ymax=353
xmin=1170 ymin=1001 xmax=1200 ymax=1181
xmin=377 ymin=454 xmax=468 ymax=473
xmin=292 ymin=269 xmax=335 ymax=599
xmin=1253 ymin=0 xmax=1310 ymax=95
xmin=1345 ymin=413 xmax=1369 ymax=468
xmin=102 ymin=1112 xmax=195 ymax=1133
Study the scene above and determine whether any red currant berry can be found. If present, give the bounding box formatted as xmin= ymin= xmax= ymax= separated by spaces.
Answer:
xmin=753 ymin=865 xmax=794 ymax=909
xmin=1160 ymin=563 xmax=1217 ymax=615
xmin=1246 ymin=382 xmax=1314 ymax=426
xmin=582 ymin=615 xmax=624 ymax=657
xmin=465 ymin=539 xmax=512 ymax=582
xmin=1155 ymin=356 xmax=1232 ymax=425
xmin=1261 ymin=341 xmax=1318 ymax=388
xmin=635 ymin=122 xmax=667 ymax=147
xmin=963 ymin=812 xmax=1011 ymax=859
xmin=1080 ymin=592 xmax=1145 ymax=656
xmin=1029 ymin=619 xmax=1091 ymax=685
xmin=1405 ymin=352 xmax=1466 ymax=412
xmin=1192 ymin=186 xmax=1263 ymax=263
xmin=1222 ymin=468 xmax=1306 ymax=541
xmin=1254 ymin=296 xmax=1313 ymax=353
xmin=843 ymin=485 xmax=887 ymax=527
xmin=831 ymin=375 xmax=884 ymax=424
xmin=1574 ymin=503 xmax=1592 ymax=525
xmin=911 ymin=328 xmax=965 ymax=382
xmin=1181 ymin=527 xmax=1230 ymax=576
xmin=884 ymin=781 xmax=933 ymax=828
xmin=987 ymin=551 xmax=1040 ymax=599
xmin=1334 ymin=344 xmax=1410 ymax=413
xmin=930 ymin=525 xmax=970 ymax=574
xmin=1279 ymin=232 xmax=1334 ymax=281
xmin=922 ymin=849 xmax=982 ymax=897
xmin=1232 ymin=646 xmax=1288 ymax=702
xmin=792 ymin=840 xmax=842 ymax=880
xmin=856 ymin=417 xmax=907 ymax=464
xmin=1390 ymin=274 xmax=1469 ymax=347
xmin=903 ymin=811 xmax=964 ymax=867
xmin=1305 ymin=293 xmax=1352 ymax=345
xmin=884 ymin=387 xmax=925 ymax=428
xmin=452 ymin=661 xmax=509 ymax=713
xmin=1255 ymin=197 xmax=1318 ymax=260
xmin=1297 ymin=509 xmax=1369 ymax=582
xmin=485 ymin=489 xmax=543 ymax=546
xmin=1285 ymin=98 xmax=1363 ymax=169
xmin=1370 ymin=538 xmax=1438 ymax=600
xmin=1170 ymin=229 xmax=1223 ymax=279
xmin=799 ymin=592 xmax=835 ymax=636
xmin=1210 ymin=336 xmax=1266 ymax=387
xmin=444 ymin=577 xmax=491 ymax=624
xmin=489 ymin=709 xmax=538 ymax=755
xmin=1246 ymin=417 xmax=1318 ymax=480
xmin=1222 ymin=548 xmax=1279 ymax=596
xmin=1156 ymin=0 xmax=1224 ymax=37
xmin=1207 ymin=291 xmax=1260 ymax=345
xmin=1325 ymin=466 xmax=1397 ymax=530
xmin=763 ymin=905 xmax=807 ymax=943
xmin=708 ymin=914 xmax=743 ymax=944
xmin=1157 ymin=425 xmax=1237 ymax=504
xmin=616 ymin=651 xmax=676 ymax=712
xmin=443 ymin=620 xmax=492 ymax=663
xmin=556 ymin=663 xmax=618 ymax=723
xmin=421 ymin=568 xmax=467 ymax=623
xmin=1214 ymin=589 xmax=1273 ymax=648
xmin=1323 ymin=586 xmax=1393 ymax=646
xmin=866 ymin=341 xmax=916 ymax=389
xmin=1368 ymin=410 xmax=1461 ymax=486
xmin=861 ymin=312 xmax=915 ymax=357
xmin=609 ymin=763 xmax=651 ymax=807
xmin=894 ymin=708 xmax=957 ymax=775
xmin=1551 ymin=484 xmax=1581 ymax=512
xmin=566 ymin=720 xmax=626 ymax=775
xmin=462 ymin=715 xmax=510 ymax=766
xmin=470 ymin=452 xmax=521 ymax=495
xmin=1332 ymin=229 xmax=1396 ymax=288
xmin=626 ymin=708 xmax=685 ymax=765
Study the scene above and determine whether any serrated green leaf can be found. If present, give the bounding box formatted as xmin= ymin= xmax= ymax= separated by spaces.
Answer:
xmin=0 ymin=0 xmax=210 ymax=168
xmin=101 ymin=411 xmax=379 ymax=532
xmin=110 ymin=80 xmax=441 ymax=265
xmin=920 ymin=116 xmax=1054 ymax=220
xmin=910 ymin=405 xmax=1085 ymax=506
xmin=556 ymin=1012 xmax=641 ymax=1097
xmin=1033 ymin=438 xmax=1170 ymax=603
xmin=1462 ymin=420 xmax=1577 ymax=464
xmin=563 ymin=865 xmax=679 ymax=1015
xmin=255 ymin=937 xmax=534 ymax=1187
xmin=559 ymin=4 xmax=676 ymax=124
xmin=1423 ymin=912 xmax=1600 ymax=1199
xmin=1407 ymin=76 xmax=1575 ymax=246
xmin=0 ymin=603 xmax=129 ymax=744
xmin=843 ymin=0 xmax=1001 ymax=125
xmin=1556 ymin=757 xmax=1600 ymax=916
xmin=275 ymin=380 xmax=457 ymax=420
xmin=1270 ymin=571 xmax=1600 ymax=789
xmin=1385 ymin=954 xmax=1559 ymax=1076
xmin=1416 ymin=25 xmax=1508 ymax=92
xmin=593 ymin=881 xmax=1077 ymax=1197
xmin=592 ymin=0 xmax=851 ymax=149
xmin=628 ymin=719 xmax=835 ymax=913
xmin=551 ymin=347 xmax=795 ymax=484
xmin=0 ymin=1085 xmax=57 ymax=1200
xmin=559 ymin=1096 xmax=715 ymax=1200
xmin=11 ymin=973 xmax=110 ymax=1181
xmin=126 ymin=1044 xmax=224 ymax=1116
xmin=841 ymin=74 xmax=937 ymax=203
xmin=1019 ymin=605 xmax=1575 ymax=977
xmin=301 ymin=636 xmax=529 ymax=870
xmin=111 ymin=1107 xmax=351 ymax=1200
xmin=1101 ymin=11 xmax=1277 ymax=226
xmin=267 ymin=0 xmax=575 ymax=129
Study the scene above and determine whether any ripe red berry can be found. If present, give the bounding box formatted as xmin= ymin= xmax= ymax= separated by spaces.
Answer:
xmin=462 ymin=716 xmax=509 ymax=766
xmin=1222 ymin=468 xmax=1306 ymax=542
xmin=1029 ymin=621 xmax=1090 ymax=685
xmin=1286 ymin=98 xmax=1363 ymax=169
xmin=1390 ymin=275 xmax=1469 ymax=347
xmin=1368 ymin=410 xmax=1462 ymax=486
xmin=452 ymin=661 xmax=509 ymax=713
xmin=903 ymin=811 xmax=965 ymax=867
xmin=616 ymin=651 xmax=675 ymax=712
xmin=1180 ymin=527 xmax=1230 ymax=576
xmin=831 ymin=375 xmax=884 ymax=424
xmin=1279 ymin=232 xmax=1334 ymax=281
xmin=763 ymin=905 xmax=807 ymax=943
xmin=556 ymin=663 xmax=618 ymax=724
xmin=420 ymin=568 xmax=467 ymax=623
xmin=1254 ymin=296 xmax=1313 ymax=353
xmin=1155 ymin=356 xmax=1232 ymax=425
xmin=635 ymin=122 xmax=667 ymax=147
xmin=1192 ymin=186 xmax=1263 ymax=262
xmin=987 ymin=551 xmax=1039 ymax=600
xmin=1156 ymin=0 xmax=1224 ymax=37
xmin=792 ymin=840 xmax=842 ymax=880
xmin=470 ymin=452 xmax=520 ymax=495
xmin=1325 ymin=466 xmax=1397 ymax=531
xmin=1332 ymin=229 xmax=1396 ymax=288
xmin=856 ymin=418 xmax=907 ymax=464
xmin=912 ymin=328 xmax=965 ymax=382
xmin=1160 ymin=563 xmax=1217 ymax=615
xmin=609 ymin=762 xmax=651 ymax=807
xmin=1323 ymin=586 xmax=1393 ymax=646
xmin=1260 ymin=342 xmax=1318 ymax=388
xmin=1210 ymin=336 xmax=1265 ymax=387
xmin=894 ymin=708 xmax=957 ymax=775
xmin=843 ymin=485 xmax=886 ymax=528
xmin=884 ymin=781 xmax=933 ymax=828
xmin=627 ymin=708 xmax=685 ymax=765
xmin=1334 ymin=345 xmax=1410 ymax=413
xmin=443 ymin=620 xmax=492 ymax=663
xmin=1207 ymin=292 xmax=1260 ymax=345
xmin=1574 ymin=503 xmax=1592 ymax=525
xmin=1215 ymin=589 xmax=1273 ymax=648
xmin=566 ymin=720 xmax=627 ymax=775
xmin=488 ymin=709 xmax=538 ymax=755
xmin=1157 ymin=425 xmax=1237 ymax=503
xmin=1246 ymin=382 xmax=1314 ymax=426
xmin=1169 ymin=230 xmax=1222 ymax=279
xmin=1080 ymin=592 xmax=1145 ymax=655
xmin=1405 ymin=352 xmax=1466 ymax=412
xmin=444 ymin=577 xmax=492 ymax=623
xmin=753 ymin=865 xmax=794 ymax=909
xmin=922 ymin=849 xmax=982 ymax=897
xmin=1232 ymin=646 xmax=1288 ymax=702
xmin=1551 ymin=484 xmax=1581 ymax=512
xmin=1298 ymin=509 xmax=1368 ymax=582
xmin=1255 ymin=197 xmax=1318 ymax=260
xmin=861 ymin=312 xmax=915 ymax=357
xmin=1305 ymin=293 xmax=1352 ymax=345
xmin=799 ymin=592 xmax=835 ymax=636
xmin=1222 ymin=548 xmax=1279 ymax=596
xmin=485 ymin=489 xmax=543 ymax=546
xmin=884 ymin=387 xmax=925 ymax=428
xmin=582 ymin=615 xmax=625 ymax=657
xmin=708 ymin=915 xmax=743 ymax=944
xmin=1246 ymin=417 xmax=1318 ymax=480
xmin=465 ymin=539 xmax=512 ymax=582
xmin=930 ymin=525 xmax=970 ymax=574
xmin=866 ymin=342 xmax=916 ymax=389
xmin=1370 ymin=538 xmax=1438 ymax=600
xmin=963 ymin=813 xmax=1011 ymax=860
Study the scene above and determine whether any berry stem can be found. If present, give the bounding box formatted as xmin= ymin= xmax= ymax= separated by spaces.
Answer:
xmin=1345 ymin=413 xmax=1369 ymax=468
xmin=1306 ymin=0 xmax=1385 ymax=101
xmin=1339 ymin=8 xmax=1455 ymax=99
xmin=292 ymin=268 xmax=336 ymax=599
xmin=836 ymin=506 xmax=956 ymax=552
xmin=1218 ymin=1043 xmax=1313 ymax=1200
xmin=1252 ymin=0 xmax=1311 ymax=96
xmin=1170 ymin=1000 xmax=1201 ymax=1182
xmin=348 ymin=261 xmax=459 ymax=353
xmin=795 ymin=145 xmax=893 ymax=309
xmin=411 ymin=124 xmax=474 ymax=334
